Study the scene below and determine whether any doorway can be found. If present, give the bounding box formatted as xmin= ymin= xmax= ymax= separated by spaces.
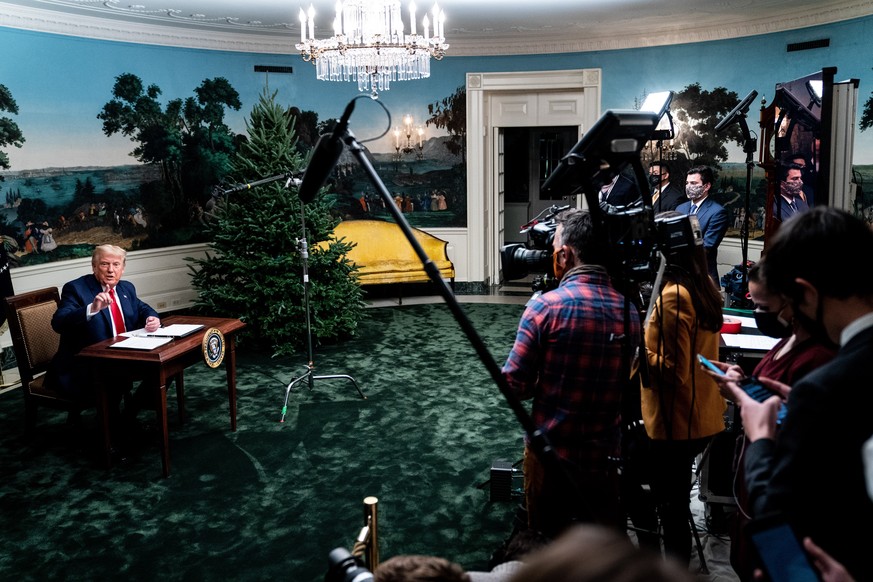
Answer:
xmin=503 ymin=126 xmax=579 ymax=244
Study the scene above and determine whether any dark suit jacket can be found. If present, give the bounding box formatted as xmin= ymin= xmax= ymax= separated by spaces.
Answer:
xmin=48 ymin=274 xmax=158 ymax=396
xmin=652 ymin=181 xmax=684 ymax=213
xmin=744 ymin=325 xmax=873 ymax=580
xmin=676 ymin=197 xmax=728 ymax=285
xmin=604 ymin=174 xmax=640 ymax=207
xmin=772 ymin=195 xmax=810 ymax=222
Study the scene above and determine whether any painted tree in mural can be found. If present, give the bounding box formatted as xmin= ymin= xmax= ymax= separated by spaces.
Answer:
xmin=188 ymin=91 xmax=364 ymax=356
xmin=669 ymin=83 xmax=743 ymax=171
xmin=860 ymin=72 xmax=873 ymax=131
xmin=0 ymin=84 xmax=25 ymax=177
xmin=97 ymin=73 xmax=241 ymax=228
xmin=427 ymin=85 xmax=466 ymax=163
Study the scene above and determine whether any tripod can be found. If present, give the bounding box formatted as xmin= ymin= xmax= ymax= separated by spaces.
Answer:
xmin=278 ymin=190 xmax=365 ymax=423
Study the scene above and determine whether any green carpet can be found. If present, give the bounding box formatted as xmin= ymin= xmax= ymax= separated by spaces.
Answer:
xmin=0 ymin=302 xmax=528 ymax=581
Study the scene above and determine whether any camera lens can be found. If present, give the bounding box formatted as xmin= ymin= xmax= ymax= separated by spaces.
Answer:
xmin=325 ymin=548 xmax=374 ymax=582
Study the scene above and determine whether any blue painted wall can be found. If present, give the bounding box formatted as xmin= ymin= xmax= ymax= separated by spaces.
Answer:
xmin=1 ymin=15 xmax=872 ymax=171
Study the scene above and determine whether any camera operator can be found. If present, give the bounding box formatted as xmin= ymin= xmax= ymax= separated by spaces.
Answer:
xmin=502 ymin=208 xmax=641 ymax=537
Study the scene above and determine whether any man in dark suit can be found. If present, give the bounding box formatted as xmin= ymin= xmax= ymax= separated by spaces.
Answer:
xmin=599 ymin=170 xmax=639 ymax=207
xmin=676 ymin=165 xmax=728 ymax=287
xmin=648 ymin=160 xmax=684 ymax=212
xmin=723 ymin=207 xmax=873 ymax=580
xmin=773 ymin=162 xmax=810 ymax=223
xmin=48 ymin=244 xmax=160 ymax=411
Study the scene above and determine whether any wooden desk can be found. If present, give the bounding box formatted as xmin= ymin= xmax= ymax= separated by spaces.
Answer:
xmin=78 ymin=315 xmax=246 ymax=477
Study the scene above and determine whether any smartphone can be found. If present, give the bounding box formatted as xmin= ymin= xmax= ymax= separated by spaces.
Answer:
xmin=697 ymin=354 xmax=725 ymax=376
xmin=740 ymin=377 xmax=788 ymax=425
xmin=746 ymin=515 xmax=820 ymax=582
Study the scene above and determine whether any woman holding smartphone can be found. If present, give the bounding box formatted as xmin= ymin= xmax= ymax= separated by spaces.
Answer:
xmin=701 ymin=261 xmax=835 ymax=580
xmin=641 ymin=212 xmax=727 ymax=566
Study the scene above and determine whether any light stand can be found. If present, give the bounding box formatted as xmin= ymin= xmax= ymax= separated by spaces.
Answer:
xmin=714 ymin=89 xmax=759 ymax=303
xmin=218 ymin=172 xmax=364 ymax=424
xmin=279 ymin=199 xmax=365 ymax=422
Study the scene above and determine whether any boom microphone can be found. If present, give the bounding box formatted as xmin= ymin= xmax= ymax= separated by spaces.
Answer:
xmin=298 ymin=98 xmax=357 ymax=203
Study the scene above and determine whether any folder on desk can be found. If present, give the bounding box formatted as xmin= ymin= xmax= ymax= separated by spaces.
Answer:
xmin=110 ymin=336 xmax=174 ymax=350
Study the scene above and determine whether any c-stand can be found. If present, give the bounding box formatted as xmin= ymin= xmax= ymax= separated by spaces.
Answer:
xmin=218 ymin=172 xmax=364 ymax=423
xmin=279 ymin=198 xmax=365 ymax=422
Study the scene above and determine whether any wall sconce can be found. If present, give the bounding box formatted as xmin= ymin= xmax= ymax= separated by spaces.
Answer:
xmin=393 ymin=114 xmax=425 ymax=162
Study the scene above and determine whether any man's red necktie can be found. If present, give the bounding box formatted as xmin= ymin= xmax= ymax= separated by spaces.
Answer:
xmin=108 ymin=287 xmax=126 ymax=334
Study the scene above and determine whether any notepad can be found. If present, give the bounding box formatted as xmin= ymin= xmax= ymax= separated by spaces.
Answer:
xmin=122 ymin=324 xmax=204 ymax=339
xmin=110 ymin=336 xmax=174 ymax=350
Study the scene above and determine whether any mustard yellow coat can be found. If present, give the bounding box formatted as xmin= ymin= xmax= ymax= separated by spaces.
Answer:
xmin=642 ymin=283 xmax=726 ymax=441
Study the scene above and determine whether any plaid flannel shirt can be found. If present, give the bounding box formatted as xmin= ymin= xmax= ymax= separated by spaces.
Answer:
xmin=503 ymin=269 xmax=640 ymax=466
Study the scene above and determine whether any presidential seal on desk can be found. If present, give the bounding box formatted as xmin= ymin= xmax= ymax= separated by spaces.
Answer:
xmin=202 ymin=327 xmax=225 ymax=368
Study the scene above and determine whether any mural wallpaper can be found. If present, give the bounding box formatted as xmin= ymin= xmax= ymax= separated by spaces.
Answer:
xmin=2 ymin=15 xmax=873 ymax=270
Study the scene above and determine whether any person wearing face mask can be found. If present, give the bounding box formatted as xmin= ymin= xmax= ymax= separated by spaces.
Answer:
xmin=641 ymin=211 xmax=726 ymax=567
xmin=648 ymin=161 xmax=684 ymax=213
xmin=773 ymin=163 xmax=810 ymax=224
xmin=502 ymin=208 xmax=641 ymax=537
xmin=676 ymin=165 xmax=729 ymax=287
xmin=700 ymin=261 xmax=835 ymax=580
xmin=788 ymin=152 xmax=816 ymax=206
xmin=714 ymin=207 xmax=873 ymax=581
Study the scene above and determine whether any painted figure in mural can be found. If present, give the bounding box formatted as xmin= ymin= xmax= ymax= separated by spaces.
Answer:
xmin=437 ymin=192 xmax=448 ymax=211
xmin=40 ymin=222 xmax=57 ymax=252
xmin=23 ymin=221 xmax=43 ymax=254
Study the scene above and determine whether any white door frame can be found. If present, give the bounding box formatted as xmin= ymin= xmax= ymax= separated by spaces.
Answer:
xmin=466 ymin=69 xmax=602 ymax=286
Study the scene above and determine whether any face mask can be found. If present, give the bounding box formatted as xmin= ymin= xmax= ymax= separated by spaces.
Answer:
xmin=648 ymin=174 xmax=661 ymax=187
xmin=685 ymin=184 xmax=705 ymax=200
xmin=754 ymin=309 xmax=792 ymax=338
xmin=783 ymin=180 xmax=803 ymax=198
xmin=552 ymin=248 xmax=566 ymax=281
xmin=791 ymin=294 xmax=838 ymax=348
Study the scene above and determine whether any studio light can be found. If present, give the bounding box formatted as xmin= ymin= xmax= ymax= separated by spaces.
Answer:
xmin=807 ymin=79 xmax=824 ymax=107
xmin=296 ymin=1 xmax=449 ymax=96
xmin=641 ymin=91 xmax=675 ymax=141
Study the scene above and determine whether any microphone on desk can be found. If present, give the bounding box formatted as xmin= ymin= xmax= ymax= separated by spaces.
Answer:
xmin=298 ymin=97 xmax=357 ymax=204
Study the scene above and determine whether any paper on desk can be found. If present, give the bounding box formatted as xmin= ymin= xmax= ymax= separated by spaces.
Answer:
xmin=122 ymin=324 xmax=204 ymax=338
xmin=721 ymin=333 xmax=780 ymax=351
xmin=110 ymin=336 xmax=174 ymax=350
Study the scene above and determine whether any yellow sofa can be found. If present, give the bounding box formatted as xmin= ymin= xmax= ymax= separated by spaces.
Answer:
xmin=326 ymin=219 xmax=455 ymax=286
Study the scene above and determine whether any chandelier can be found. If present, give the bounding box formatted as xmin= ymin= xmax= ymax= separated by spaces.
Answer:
xmin=393 ymin=114 xmax=425 ymax=162
xmin=296 ymin=1 xmax=449 ymax=96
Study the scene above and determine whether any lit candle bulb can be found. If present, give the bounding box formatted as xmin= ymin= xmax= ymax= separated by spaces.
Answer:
xmin=394 ymin=128 xmax=400 ymax=148
xmin=423 ymin=14 xmax=429 ymax=40
xmin=417 ymin=126 xmax=424 ymax=147
xmin=299 ymin=9 xmax=306 ymax=43
xmin=409 ymin=2 xmax=416 ymax=35
xmin=307 ymin=5 xmax=315 ymax=40
xmin=432 ymin=3 xmax=440 ymax=37
xmin=439 ymin=10 xmax=445 ymax=39
xmin=335 ymin=1 xmax=343 ymax=35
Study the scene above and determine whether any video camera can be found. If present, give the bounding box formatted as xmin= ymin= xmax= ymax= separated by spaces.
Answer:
xmin=499 ymin=107 xmax=705 ymax=294
xmin=324 ymin=547 xmax=373 ymax=582
xmin=499 ymin=204 xmax=568 ymax=292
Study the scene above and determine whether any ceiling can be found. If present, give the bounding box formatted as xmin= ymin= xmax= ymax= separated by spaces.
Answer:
xmin=2 ymin=0 xmax=872 ymax=56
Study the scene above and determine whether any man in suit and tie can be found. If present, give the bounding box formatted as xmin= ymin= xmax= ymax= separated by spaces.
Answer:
xmin=48 ymin=245 xmax=161 ymax=429
xmin=773 ymin=163 xmax=810 ymax=224
xmin=599 ymin=170 xmax=640 ymax=207
xmin=648 ymin=161 xmax=684 ymax=212
xmin=676 ymin=165 xmax=729 ymax=287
